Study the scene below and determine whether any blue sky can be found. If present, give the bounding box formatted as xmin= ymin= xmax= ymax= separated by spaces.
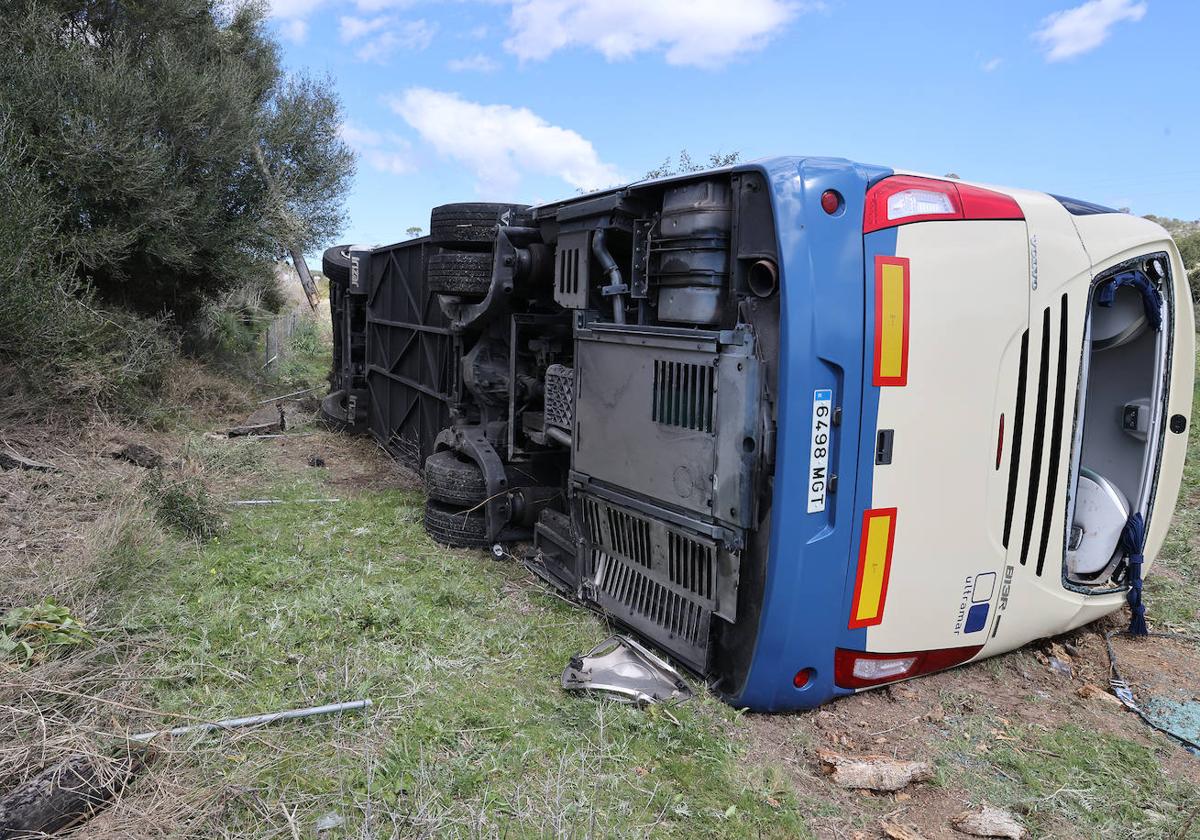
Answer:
xmin=266 ymin=0 xmax=1200 ymax=249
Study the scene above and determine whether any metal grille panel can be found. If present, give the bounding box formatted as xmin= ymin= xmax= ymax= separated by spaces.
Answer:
xmin=652 ymin=359 xmax=714 ymax=432
xmin=544 ymin=364 xmax=574 ymax=432
xmin=579 ymin=492 xmax=739 ymax=671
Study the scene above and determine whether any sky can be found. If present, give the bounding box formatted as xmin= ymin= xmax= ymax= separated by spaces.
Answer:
xmin=264 ymin=0 xmax=1200 ymax=249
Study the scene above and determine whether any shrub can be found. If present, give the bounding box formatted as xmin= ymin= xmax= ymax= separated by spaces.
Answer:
xmin=146 ymin=473 xmax=224 ymax=540
xmin=0 ymin=114 xmax=176 ymax=415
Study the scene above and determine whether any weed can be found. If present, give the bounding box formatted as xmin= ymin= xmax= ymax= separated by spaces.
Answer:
xmin=274 ymin=313 xmax=332 ymax=390
xmin=0 ymin=599 xmax=91 ymax=663
xmin=146 ymin=473 xmax=223 ymax=540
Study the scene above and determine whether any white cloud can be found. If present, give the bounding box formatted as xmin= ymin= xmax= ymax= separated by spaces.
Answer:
xmin=354 ymin=0 xmax=418 ymax=10
xmin=1033 ymin=0 xmax=1147 ymax=62
xmin=339 ymin=122 xmax=414 ymax=175
xmin=448 ymin=53 xmax=500 ymax=73
xmin=268 ymin=0 xmax=325 ymax=18
xmin=339 ymin=14 xmax=393 ymax=41
xmin=981 ymin=57 xmax=1002 ymax=72
xmin=502 ymin=0 xmax=809 ymax=68
xmin=279 ymin=19 xmax=309 ymax=44
xmin=388 ymin=88 xmax=621 ymax=194
xmin=339 ymin=16 xmax=437 ymax=61
xmin=268 ymin=0 xmax=417 ymax=23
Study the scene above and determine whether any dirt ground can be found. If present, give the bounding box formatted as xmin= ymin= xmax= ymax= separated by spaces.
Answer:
xmin=739 ymin=619 xmax=1200 ymax=838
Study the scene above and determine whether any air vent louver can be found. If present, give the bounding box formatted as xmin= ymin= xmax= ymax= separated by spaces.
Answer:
xmin=578 ymin=493 xmax=738 ymax=671
xmin=1003 ymin=296 xmax=1070 ymax=577
xmin=652 ymin=359 xmax=714 ymax=432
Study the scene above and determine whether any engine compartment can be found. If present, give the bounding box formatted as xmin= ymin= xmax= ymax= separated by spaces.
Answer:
xmin=324 ymin=169 xmax=782 ymax=675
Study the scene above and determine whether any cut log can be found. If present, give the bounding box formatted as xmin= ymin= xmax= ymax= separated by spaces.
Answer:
xmin=227 ymin=405 xmax=285 ymax=437
xmin=951 ymin=805 xmax=1026 ymax=839
xmin=0 ymin=750 xmax=147 ymax=838
xmin=881 ymin=819 xmax=930 ymax=839
xmin=0 ymin=450 xmax=57 ymax=472
xmin=817 ymin=749 xmax=933 ymax=791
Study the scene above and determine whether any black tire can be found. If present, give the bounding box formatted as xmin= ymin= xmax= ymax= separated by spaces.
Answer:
xmin=322 ymin=245 xmax=352 ymax=286
xmin=429 ymin=203 xmax=526 ymax=251
xmin=424 ymin=498 xmax=490 ymax=548
xmin=424 ymin=449 xmax=487 ymax=505
xmin=427 ymin=252 xmax=494 ymax=297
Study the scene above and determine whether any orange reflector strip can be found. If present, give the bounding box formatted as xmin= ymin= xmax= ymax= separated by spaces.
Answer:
xmin=849 ymin=507 xmax=898 ymax=628
xmin=873 ymin=256 xmax=910 ymax=386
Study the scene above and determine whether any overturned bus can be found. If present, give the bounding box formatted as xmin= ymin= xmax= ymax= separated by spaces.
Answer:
xmin=320 ymin=158 xmax=1194 ymax=711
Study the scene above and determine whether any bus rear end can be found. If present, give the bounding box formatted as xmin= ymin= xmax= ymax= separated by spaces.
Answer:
xmin=729 ymin=168 xmax=1193 ymax=711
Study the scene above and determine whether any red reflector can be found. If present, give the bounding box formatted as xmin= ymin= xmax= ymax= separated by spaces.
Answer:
xmin=833 ymin=644 xmax=983 ymax=689
xmin=793 ymin=668 xmax=814 ymax=688
xmin=821 ymin=189 xmax=842 ymax=215
xmin=995 ymin=413 xmax=1005 ymax=470
xmin=957 ymin=182 xmax=1025 ymax=221
xmin=864 ymin=175 xmax=1023 ymax=233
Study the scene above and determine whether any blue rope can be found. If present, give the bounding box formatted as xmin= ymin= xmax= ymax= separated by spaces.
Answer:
xmin=1096 ymin=270 xmax=1163 ymax=331
xmin=1120 ymin=512 xmax=1149 ymax=636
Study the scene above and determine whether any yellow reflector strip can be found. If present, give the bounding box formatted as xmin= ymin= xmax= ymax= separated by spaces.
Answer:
xmin=849 ymin=508 xmax=898 ymax=628
xmin=873 ymin=256 xmax=910 ymax=386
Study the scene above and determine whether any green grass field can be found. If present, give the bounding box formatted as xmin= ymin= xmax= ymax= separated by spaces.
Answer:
xmin=89 ymin=347 xmax=1198 ymax=838
xmin=121 ymin=475 xmax=807 ymax=838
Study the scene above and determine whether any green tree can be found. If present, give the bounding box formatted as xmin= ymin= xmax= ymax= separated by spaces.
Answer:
xmin=0 ymin=0 xmax=354 ymax=322
xmin=644 ymin=150 xmax=741 ymax=180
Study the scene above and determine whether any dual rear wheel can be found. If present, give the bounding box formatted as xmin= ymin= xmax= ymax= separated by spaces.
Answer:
xmin=427 ymin=203 xmax=527 ymax=300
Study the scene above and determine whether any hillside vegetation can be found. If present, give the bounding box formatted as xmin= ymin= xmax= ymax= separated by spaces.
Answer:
xmin=0 ymin=0 xmax=352 ymax=416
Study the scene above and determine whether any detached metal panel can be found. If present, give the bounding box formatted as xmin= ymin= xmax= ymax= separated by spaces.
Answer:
xmin=364 ymin=239 xmax=459 ymax=470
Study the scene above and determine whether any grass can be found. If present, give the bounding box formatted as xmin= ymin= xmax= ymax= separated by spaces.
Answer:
xmin=272 ymin=313 xmax=334 ymax=392
xmin=930 ymin=714 xmax=1200 ymax=839
xmin=118 ymin=473 xmax=810 ymax=838
xmin=7 ymin=339 xmax=1193 ymax=837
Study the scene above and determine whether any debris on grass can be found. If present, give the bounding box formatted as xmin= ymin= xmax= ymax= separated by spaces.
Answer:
xmin=951 ymin=804 xmax=1026 ymax=838
xmin=881 ymin=818 xmax=930 ymax=839
xmin=314 ymin=812 xmax=345 ymax=832
xmin=109 ymin=442 xmax=163 ymax=469
xmin=0 ymin=447 xmax=57 ymax=472
xmin=1076 ymin=682 xmax=1124 ymax=706
xmin=227 ymin=405 xmax=285 ymax=437
xmin=130 ymin=699 xmax=372 ymax=742
xmin=0 ymin=599 xmax=92 ymax=664
xmin=562 ymin=635 xmax=693 ymax=705
xmin=227 ymin=497 xmax=340 ymax=506
xmin=817 ymin=750 xmax=933 ymax=791
xmin=0 ymin=747 xmax=149 ymax=838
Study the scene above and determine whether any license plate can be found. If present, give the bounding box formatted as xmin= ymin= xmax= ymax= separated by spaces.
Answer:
xmin=808 ymin=389 xmax=833 ymax=513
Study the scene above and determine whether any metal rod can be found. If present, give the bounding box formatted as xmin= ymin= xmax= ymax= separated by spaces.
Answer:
xmin=228 ymin=498 xmax=340 ymax=506
xmin=130 ymin=699 xmax=372 ymax=742
xmin=239 ymin=432 xmax=318 ymax=440
xmin=257 ymin=385 xmax=325 ymax=404
xmin=546 ymin=426 xmax=572 ymax=448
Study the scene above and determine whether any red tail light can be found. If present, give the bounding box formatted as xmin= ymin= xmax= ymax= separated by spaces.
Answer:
xmin=834 ymin=644 xmax=984 ymax=689
xmin=863 ymin=175 xmax=1023 ymax=233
